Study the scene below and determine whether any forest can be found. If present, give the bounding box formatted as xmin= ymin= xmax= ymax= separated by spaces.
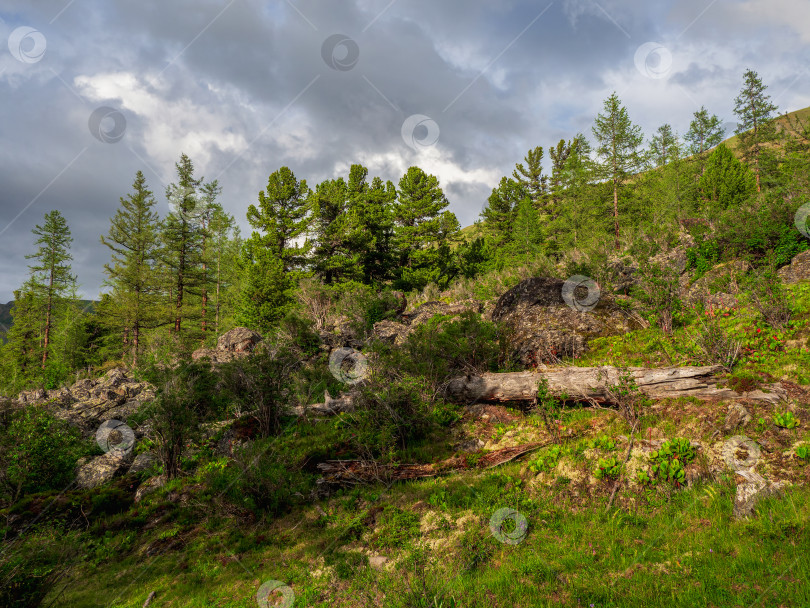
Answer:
xmin=2 ymin=68 xmax=810 ymax=608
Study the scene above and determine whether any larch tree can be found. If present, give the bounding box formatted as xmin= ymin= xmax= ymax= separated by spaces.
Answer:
xmin=162 ymin=153 xmax=206 ymax=339
xmin=648 ymin=124 xmax=679 ymax=168
xmin=684 ymin=106 xmax=725 ymax=156
xmin=733 ymin=69 xmax=778 ymax=192
xmin=592 ymin=92 xmax=645 ymax=249
xmin=100 ymin=170 xmax=163 ymax=363
xmin=25 ymin=210 xmax=76 ymax=368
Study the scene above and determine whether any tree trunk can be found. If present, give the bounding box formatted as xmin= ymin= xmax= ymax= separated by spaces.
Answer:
xmin=613 ymin=179 xmax=619 ymax=250
xmin=42 ymin=257 xmax=55 ymax=369
xmin=444 ymin=366 xmax=788 ymax=405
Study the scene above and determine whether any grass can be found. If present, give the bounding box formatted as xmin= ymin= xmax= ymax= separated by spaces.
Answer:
xmin=44 ymin=460 xmax=810 ymax=607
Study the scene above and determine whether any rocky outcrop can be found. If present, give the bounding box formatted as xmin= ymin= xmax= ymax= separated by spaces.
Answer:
xmin=683 ymin=260 xmax=750 ymax=306
xmin=491 ymin=277 xmax=642 ymax=366
xmin=372 ymin=300 xmax=483 ymax=345
xmin=722 ymin=435 xmax=787 ymax=519
xmin=75 ymin=449 xmax=133 ymax=489
xmin=17 ymin=368 xmax=154 ymax=433
xmin=191 ymin=327 xmax=263 ymax=363
xmin=777 ymin=250 xmax=810 ymax=284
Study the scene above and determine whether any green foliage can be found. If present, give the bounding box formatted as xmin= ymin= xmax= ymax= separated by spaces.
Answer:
xmin=587 ymin=435 xmax=617 ymax=451
xmin=455 ymin=526 xmax=496 ymax=572
xmin=594 ymin=456 xmax=622 ymax=480
xmin=0 ymin=406 xmax=92 ymax=503
xmin=686 ymin=239 xmax=720 ymax=276
xmin=773 ymin=411 xmax=798 ymax=429
xmin=647 ymin=438 xmax=697 ymax=487
xmin=528 ymin=444 xmax=562 ymax=473
xmin=794 ymin=445 xmax=809 ymax=459
xmin=698 ymin=144 xmax=757 ymax=210
xmin=373 ymin=506 xmax=421 ymax=548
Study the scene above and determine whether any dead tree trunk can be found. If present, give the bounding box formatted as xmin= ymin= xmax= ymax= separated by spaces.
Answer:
xmin=445 ymin=366 xmax=787 ymax=405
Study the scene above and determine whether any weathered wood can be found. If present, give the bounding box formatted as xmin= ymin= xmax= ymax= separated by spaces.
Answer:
xmin=290 ymin=392 xmax=355 ymax=417
xmin=445 ymin=366 xmax=787 ymax=405
xmin=316 ymin=439 xmax=558 ymax=486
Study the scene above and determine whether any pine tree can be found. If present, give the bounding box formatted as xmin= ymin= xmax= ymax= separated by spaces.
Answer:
xmin=549 ymin=138 xmax=576 ymax=213
xmin=648 ymin=124 xmax=679 ymax=168
xmin=246 ymin=167 xmax=311 ymax=272
xmin=309 ymin=177 xmax=360 ymax=284
xmin=684 ymin=106 xmax=725 ymax=156
xmin=698 ymin=144 xmax=757 ymax=211
xmin=196 ymin=181 xmax=223 ymax=336
xmin=481 ymin=177 xmax=525 ymax=246
xmin=509 ymin=197 xmax=543 ymax=265
xmin=393 ymin=167 xmax=459 ymax=291
xmin=733 ymin=69 xmax=778 ymax=192
xmin=592 ymin=92 xmax=645 ymax=249
xmin=25 ymin=210 xmax=75 ymax=368
xmin=162 ymin=153 xmax=207 ymax=340
xmin=512 ymin=147 xmax=547 ymax=212
xmin=100 ymin=171 xmax=163 ymax=363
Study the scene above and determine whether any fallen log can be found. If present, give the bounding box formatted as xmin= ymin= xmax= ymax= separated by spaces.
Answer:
xmin=290 ymin=391 xmax=355 ymax=417
xmin=445 ymin=365 xmax=788 ymax=405
xmin=316 ymin=439 xmax=560 ymax=486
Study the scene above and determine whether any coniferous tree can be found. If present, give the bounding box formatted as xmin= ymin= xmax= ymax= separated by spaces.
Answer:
xmin=197 ymin=181 xmax=223 ymax=336
xmin=592 ymin=92 xmax=645 ymax=249
xmin=648 ymin=124 xmax=679 ymax=168
xmin=734 ymin=69 xmax=778 ymax=192
xmin=25 ymin=210 xmax=75 ymax=368
xmin=100 ymin=171 xmax=163 ymax=363
xmin=393 ymin=166 xmax=459 ymax=291
xmin=309 ymin=177 xmax=359 ymax=284
xmin=239 ymin=167 xmax=311 ymax=330
xmin=481 ymin=177 xmax=525 ymax=246
xmin=162 ymin=153 xmax=206 ymax=340
xmin=512 ymin=147 xmax=548 ymax=212
xmin=509 ymin=197 xmax=544 ymax=265
xmin=684 ymin=106 xmax=725 ymax=156
xmin=698 ymin=144 xmax=757 ymax=211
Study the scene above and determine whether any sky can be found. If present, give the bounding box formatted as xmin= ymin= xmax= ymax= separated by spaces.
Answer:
xmin=0 ymin=0 xmax=809 ymax=302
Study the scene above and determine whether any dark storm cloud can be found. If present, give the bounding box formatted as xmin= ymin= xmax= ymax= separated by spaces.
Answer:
xmin=1 ymin=0 xmax=809 ymax=300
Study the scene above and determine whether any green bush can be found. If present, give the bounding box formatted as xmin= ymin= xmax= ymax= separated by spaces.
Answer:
xmin=0 ymin=406 xmax=92 ymax=503
xmin=773 ymin=411 xmax=798 ymax=429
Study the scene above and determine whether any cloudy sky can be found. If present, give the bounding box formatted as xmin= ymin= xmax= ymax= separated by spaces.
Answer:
xmin=0 ymin=0 xmax=808 ymax=302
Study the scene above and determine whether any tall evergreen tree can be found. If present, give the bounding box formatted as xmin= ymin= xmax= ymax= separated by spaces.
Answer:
xmin=239 ymin=167 xmax=311 ymax=330
xmin=512 ymin=147 xmax=547 ymax=212
xmin=481 ymin=177 xmax=526 ymax=246
xmin=648 ymin=124 xmax=679 ymax=168
xmin=162 ymin=153 xmax=206 ymax=339
xmin=309 ymin=177 xmax=359 ymax=284
xmin=509 ymin=197 xmax=544 ymax=265
xmin=684 ymin=106 xmax=725 ymax=156
xmin=393 ymin=167 xmax=459 ymax=291
xmin=592 ymin=92 xmax=645 ymax=249
xmin=25 ymin=211 xmax=75 ymax=368
xmin=733 ymin=69 xmax=778 ymax=192
xmin=100 ymin=171 xmax=162 ymax=363
xmin=196 ymin=181 xmax=223 ymax=336
xmin=698 ymin=144 xmax=757 ymax=211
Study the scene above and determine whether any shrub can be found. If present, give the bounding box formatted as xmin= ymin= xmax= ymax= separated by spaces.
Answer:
xmin=746 ymin=265 xmax=792 ymax=330
xmin=595 ymin=457 xmax=622 ymax=480
xmin=632 ymin=259 xmax=684 ymax=333
xmin=0 ymin=406 xmax=91 ymax=504
xmin=690 ymin=316 xmax=741 ymax=371
xmin=773 ymin=411 xmax=798 ymax=429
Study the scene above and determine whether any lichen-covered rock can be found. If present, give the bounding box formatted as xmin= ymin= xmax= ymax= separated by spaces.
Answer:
xmin=723 ymin=402 xmax=752 ymax=433
xmin=683 ymin=260 xmax=750 ymax=305
xmin=134 ymin=475 xmax=166 ymax=502
xmin=128 ymin=451 xmax=157 ymax=476
xmin=491 ymin=277 xmax=642 ymax=366
xmin=192 ymin=327 xmax=263 ymax=362
xmin=372 ymin=319 xmax=411 ymax=344
xmin=777 ymin=250 xmax=810 ymax=284
xmin=372 ymin=300 xmax=483 ymax=345
xmin=76 ymin=449 xmax=132 ymax=489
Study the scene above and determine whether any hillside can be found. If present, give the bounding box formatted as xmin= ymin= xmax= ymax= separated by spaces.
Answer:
xmin=0 ymin=302 xmax=12 ymax=343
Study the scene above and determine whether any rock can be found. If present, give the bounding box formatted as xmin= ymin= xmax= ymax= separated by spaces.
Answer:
xmin=777 ymin=250 xmax=810 ymax=284
xmin=733 ymin=470 xmax=786 ymax=519
xmin=134 ymin=475 xmax=166 ymax=502
xmin=192 ymin=327 xmax=263 ymax=363
xmin=684 ymin=260 xmax=750 ymax=305
xmin=373 ymin=300 xmax=483 ymax=345
xmin=368 ymin=555 xmax=388 ymax=570
xmin=491 ymin=276 xmax=642 ymax=366
xmin=75 ymin=449 xmax=132 ymax=489
xmin=372 ymin=319 xmax=411 ymax=344
xmin=723 ymin=403 xmax=752 ymax=433
xmin=129 ymin=452 xmax=157 ymax=476
xmin=651 ymin=247 xmax=689 ymax=275
xmin=217 ymin=327 xmax=263 ymax=353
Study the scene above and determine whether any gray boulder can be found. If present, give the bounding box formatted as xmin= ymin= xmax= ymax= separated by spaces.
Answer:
xmin=192 ymin=327 xmax=263 ymax=363
xmin=76 ymin=449 xmax=132 ymax=489
xmin=777 ymin=250 xmax=810 ymax=284
xmin=128 ymin=451 xmax=157 ymax=476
